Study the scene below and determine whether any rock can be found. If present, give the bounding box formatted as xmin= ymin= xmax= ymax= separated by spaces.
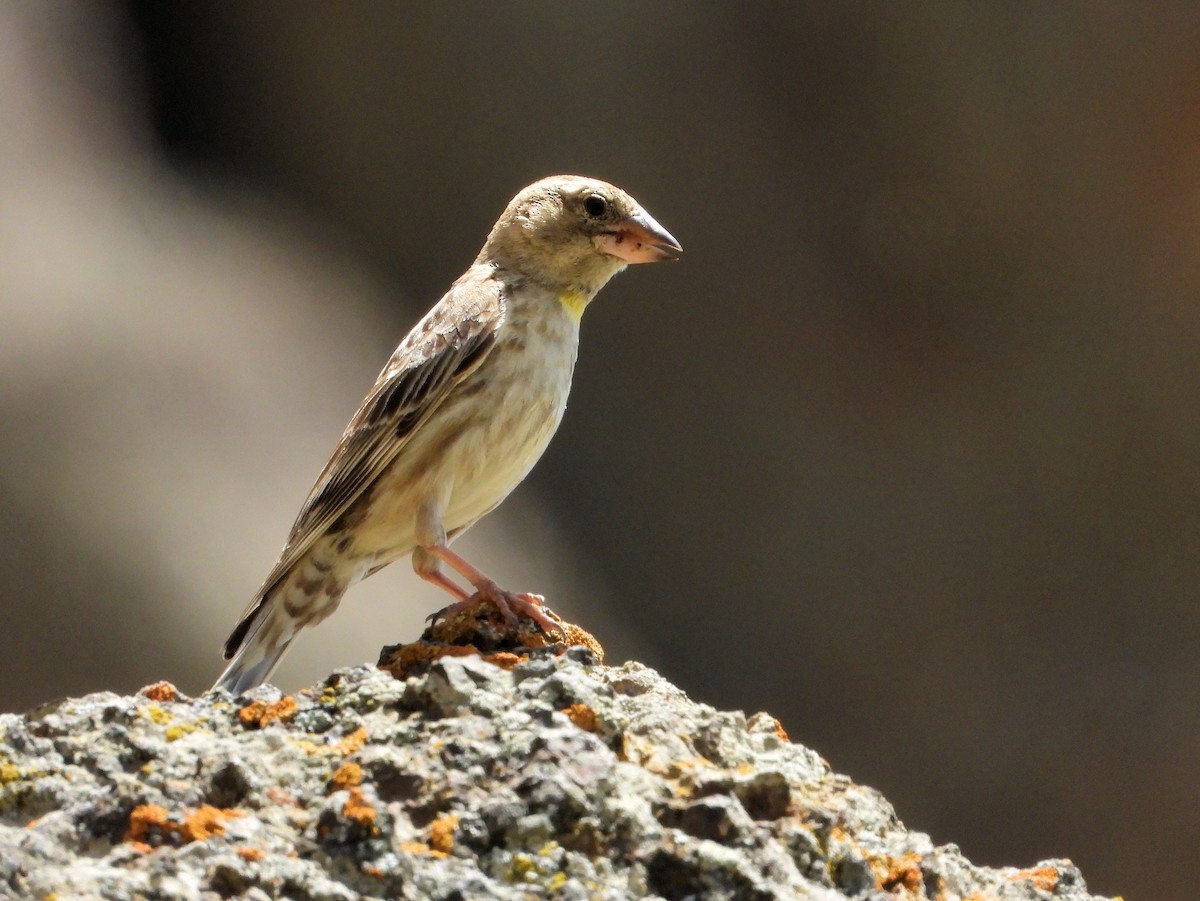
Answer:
xmin=0 ymin=655 xmax=1115 ymax=900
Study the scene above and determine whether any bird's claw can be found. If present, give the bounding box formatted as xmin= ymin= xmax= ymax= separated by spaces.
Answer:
xmin=427 ymin=583 xmax=562 ymax=636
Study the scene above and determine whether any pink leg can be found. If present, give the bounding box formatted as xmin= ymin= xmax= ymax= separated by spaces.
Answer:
xmin=412 ymin=546 xmax=472 ymax=599
xmin=420 ymin=544 xmax=562 ymax=634
xmin=418 ymin=567 xmax=471 ymax=602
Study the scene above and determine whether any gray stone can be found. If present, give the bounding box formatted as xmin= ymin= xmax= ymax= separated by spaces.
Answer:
xmin=0 ymin=660 xmax=1116 ymax=900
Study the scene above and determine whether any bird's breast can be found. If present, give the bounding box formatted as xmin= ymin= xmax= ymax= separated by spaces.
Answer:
xmin=349 ymin=292 xmax=583 ymax=560
xmin=435 ymin=302 xmax=580 ymax=530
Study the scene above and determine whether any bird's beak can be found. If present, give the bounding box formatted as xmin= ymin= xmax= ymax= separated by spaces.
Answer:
xmin=597 ymin=208 xmax=682 ymax=264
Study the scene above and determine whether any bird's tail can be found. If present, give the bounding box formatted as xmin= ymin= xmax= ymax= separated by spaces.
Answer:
xmin=212 ymin=634 xmax=293 ymax=696
xmin=211 ymin=590 xmax=295 ymax=695
xmin=212 ymin=546 xmax=348 ymax=695
xmin=206 ymin=599 xmax=292 ymax=695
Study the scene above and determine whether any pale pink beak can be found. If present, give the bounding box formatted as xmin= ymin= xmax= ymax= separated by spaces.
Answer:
xmin=597 ymin=208 xmax=682 ymax=264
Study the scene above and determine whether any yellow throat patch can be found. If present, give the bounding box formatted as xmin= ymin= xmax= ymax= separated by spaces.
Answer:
xmin=559 ymin=290 xmax=588 ymax=323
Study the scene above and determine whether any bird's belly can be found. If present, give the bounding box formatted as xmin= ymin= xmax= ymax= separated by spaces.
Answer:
xmin=440 ymin=378 xmax=568 ymax=534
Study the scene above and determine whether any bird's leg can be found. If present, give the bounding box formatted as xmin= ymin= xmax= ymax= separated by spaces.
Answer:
xmin=417 ymin=544 xmax=562 ymax=634
xmin=411 ymin=547 xmax=472 ymax=601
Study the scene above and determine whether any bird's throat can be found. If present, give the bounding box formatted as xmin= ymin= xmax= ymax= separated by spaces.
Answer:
xmin=558 ymin=290 xmax=589 ymax=323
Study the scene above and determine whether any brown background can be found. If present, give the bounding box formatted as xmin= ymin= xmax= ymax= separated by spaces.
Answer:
xmin=3 ymin=4 xmax=1198 ymax=898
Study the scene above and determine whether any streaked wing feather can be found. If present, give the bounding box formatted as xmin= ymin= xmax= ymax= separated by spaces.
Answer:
xmin=243 ymin=276 xmax=503 ymax=614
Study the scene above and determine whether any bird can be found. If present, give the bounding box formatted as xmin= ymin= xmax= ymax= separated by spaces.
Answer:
xmin=213 ymin=175 xmax=681 ymax=694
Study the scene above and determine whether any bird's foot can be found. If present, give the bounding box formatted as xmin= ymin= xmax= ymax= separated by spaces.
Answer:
xmin=428 ymin=581 xmax=563 ymax=635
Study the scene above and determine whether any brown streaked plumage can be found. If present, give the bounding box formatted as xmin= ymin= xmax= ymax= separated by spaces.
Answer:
xmin=213 ymin=175 xmax=680 ymax=693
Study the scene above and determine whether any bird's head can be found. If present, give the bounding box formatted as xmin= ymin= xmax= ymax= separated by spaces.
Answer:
xmin=479 ymin=175 xmax=681 ymax=296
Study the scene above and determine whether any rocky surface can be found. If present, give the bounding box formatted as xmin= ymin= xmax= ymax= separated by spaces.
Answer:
xmin=0 ymin=631 xmax=1114 ymax=900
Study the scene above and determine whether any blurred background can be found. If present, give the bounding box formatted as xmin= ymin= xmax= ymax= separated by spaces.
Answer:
xmin=1 ymin=2 xmax=1196 ymax=896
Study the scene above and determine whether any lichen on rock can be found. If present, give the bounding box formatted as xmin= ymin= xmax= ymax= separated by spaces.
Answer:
xmin=0 ymin=632 xmax=1115 ymax=900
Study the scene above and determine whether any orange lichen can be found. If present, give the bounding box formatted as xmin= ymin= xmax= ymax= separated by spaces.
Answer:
xmin=562 ymin=703 xmax=598 ymax=732
xmin=237 ymin=696 xmax=298 ymax=729
xmin=182 ymin=806 xmax=242 ymax=841
xmin=384 ymin=643 xmax=488 ymax=675
xmin=125 ymin=803 xmax=242 ymax=845
xmin=125 ymin=804 xmax=170 ymax=843
xmin=335 ymin=727 xmax=369 ymax=755
xmin=428 ymin=813 xmax=459 ymax=854
xmin=398 ymin=840 xmax=448 ymax=860
xmin=236 ymin=846 xmax=265 ymax=862
xmin=343 ymin=787 xmax=377 ymax=828
xmin=628 ymin=743 xmax=715 ymax=778
xmin=140 ymin=682 xmax=178 ymax=703
xmin=486 ymin=651 xmax=523 ymax=669
xmin=378 ymin=600 xmax=604 ymax=679
xmin=266 ymin=786 xmax=298 ymax=806
xmin=329 ymin=762 xmax=364 ymax=790
xmin=876 ymin=852 xmax=924 ymax=893
xmin=672 ymin=758 xmax=716 ymax=776
xmin=557 ymin=622 xmax=605 ymax=659
xmin=1007 ymin=866 xmax=1060 ymax=892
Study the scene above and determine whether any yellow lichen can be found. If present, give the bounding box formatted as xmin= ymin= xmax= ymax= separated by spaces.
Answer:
xmin=165 ymin=723 xmax=197 ymax=742
xmin=143 ymin=705 xmax=172 ymax=726
xmin=508 ymin=853 xmax=538 ymax=882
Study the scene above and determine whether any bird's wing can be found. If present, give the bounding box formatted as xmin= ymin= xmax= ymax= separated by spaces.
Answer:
xmin=223 ymin=273 xmax=504 ymax=658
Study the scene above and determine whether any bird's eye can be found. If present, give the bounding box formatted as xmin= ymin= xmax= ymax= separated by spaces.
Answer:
xmin=584 ymin=195 xmax=608 ymax=218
